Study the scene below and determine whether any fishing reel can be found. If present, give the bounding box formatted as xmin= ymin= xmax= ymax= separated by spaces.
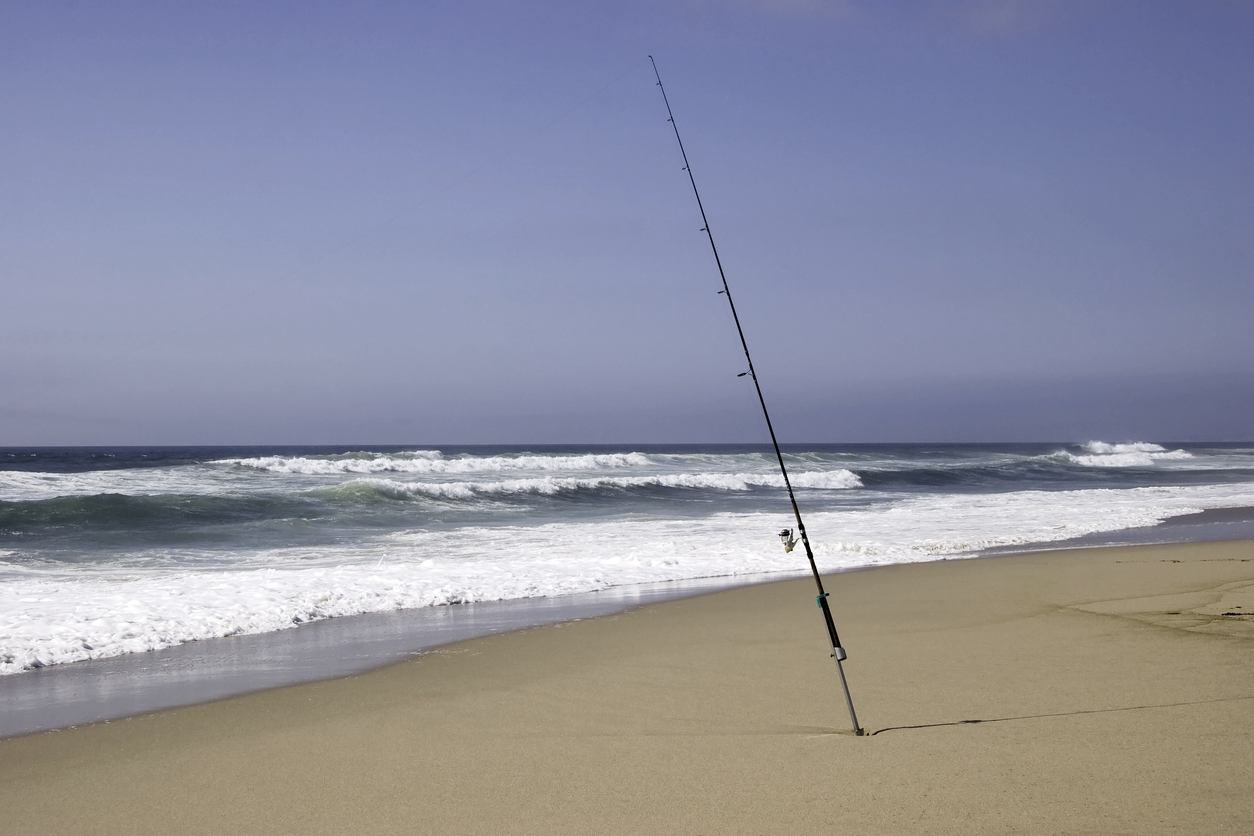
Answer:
xmin=778 ymin=528 xmax=798 ymax=553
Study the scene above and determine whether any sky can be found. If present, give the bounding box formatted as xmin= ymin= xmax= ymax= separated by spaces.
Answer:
xmin=2 ymin=0 xmax=1251 ymax=445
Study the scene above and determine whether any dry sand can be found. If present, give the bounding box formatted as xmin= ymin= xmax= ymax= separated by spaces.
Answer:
xmin=2 ymin=540 xmax=1251 ymax=835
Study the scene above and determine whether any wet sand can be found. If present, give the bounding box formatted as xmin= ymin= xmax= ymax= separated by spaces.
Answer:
xmin=2 ymin=540 xmax=1251 ymax=834
xmin=0 ymin=574 xmax=758 ymax=739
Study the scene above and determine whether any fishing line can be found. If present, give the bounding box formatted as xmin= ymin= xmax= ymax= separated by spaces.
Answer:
xmin=649 ymin=55 xmax=864 ymax=735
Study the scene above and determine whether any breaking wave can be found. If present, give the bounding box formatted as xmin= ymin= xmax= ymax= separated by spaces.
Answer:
xmin=3 ymin=442 xmax=1252 ymax=675
xmin=4 ymin=480 xmax=1252 ymax=674
xmin=1059 ymin=441 xmax=1194 ymax=468
xmin=350 ymin=469 xmax=863 ymax=500
xmin=219 ymin=451 xmax=653 ymax=475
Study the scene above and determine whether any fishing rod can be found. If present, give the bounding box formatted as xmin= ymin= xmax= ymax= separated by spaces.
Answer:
xmin=649 ymin=56 xmax=863 ymax=735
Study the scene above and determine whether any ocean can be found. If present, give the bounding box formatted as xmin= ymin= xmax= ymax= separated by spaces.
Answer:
xmin=3 ymin=441 xmax=1254 ymax=681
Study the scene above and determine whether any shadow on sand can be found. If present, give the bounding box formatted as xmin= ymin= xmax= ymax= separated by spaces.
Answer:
xmin=869 ymin=695 xmax=1254 ymax=736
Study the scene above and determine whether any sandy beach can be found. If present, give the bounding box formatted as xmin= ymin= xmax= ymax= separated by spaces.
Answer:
xmin=2 ymin=539 xmax=1251 ymax=835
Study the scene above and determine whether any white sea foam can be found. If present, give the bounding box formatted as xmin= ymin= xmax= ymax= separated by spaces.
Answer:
xmin=1084 ymin=441 xmax=1167 ymax=454
xmin=3 ymin=480 xmax=1251 ymax=675
xmin=219 ymin=452 xmax=653 ymax=475
xmin=8 ymin=445 xmax=1247 ymax=504
xmin=1061 ymin=441 xmax=1195 ymax=468
xmin=0 ymin=467 xmax=239 ymax=502
xmin=0 ymin=463 xmax=861 ymax=503
xmin=353 ymin=469 xmax=863 ymax=500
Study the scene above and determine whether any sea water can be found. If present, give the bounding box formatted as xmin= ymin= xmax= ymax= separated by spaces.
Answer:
xmin=3 ymin=442 xmax=1253 ymax=676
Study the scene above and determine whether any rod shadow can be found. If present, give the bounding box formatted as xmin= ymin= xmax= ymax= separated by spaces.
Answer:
xmin=869 ymin=695 xmax=1253 ymax=736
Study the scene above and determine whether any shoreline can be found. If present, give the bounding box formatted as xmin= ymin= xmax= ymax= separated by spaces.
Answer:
xmin=3 ymin=509 xmax=1254 ymax=739
xmin=1 ymin=538 xmax=1249 ymax=834
xmin=0 ymin=573 xmax=776 ymax=739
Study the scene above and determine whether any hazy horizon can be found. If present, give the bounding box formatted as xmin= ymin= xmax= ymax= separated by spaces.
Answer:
xmin=3 ymin=2 xmax=1250 ymax=445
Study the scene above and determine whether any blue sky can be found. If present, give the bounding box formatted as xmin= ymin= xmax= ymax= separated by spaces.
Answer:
xmin=2 ymin=1 xmax=1250 ymax=444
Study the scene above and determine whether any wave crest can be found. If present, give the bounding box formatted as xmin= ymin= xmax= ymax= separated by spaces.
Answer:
xmin=346 ymin=469 xmax=864 ymax=500
xmin=219 ymin=452 xmax=653 ymax=475
xmin=1061 ymin=441 xmax=1194 ymax=468
xmin=6 ymin=481 xmax=1252 ymax=674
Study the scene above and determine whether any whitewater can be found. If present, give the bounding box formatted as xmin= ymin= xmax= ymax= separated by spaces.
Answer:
xmin=2 ymin=442 xmax=1253 ymax=675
